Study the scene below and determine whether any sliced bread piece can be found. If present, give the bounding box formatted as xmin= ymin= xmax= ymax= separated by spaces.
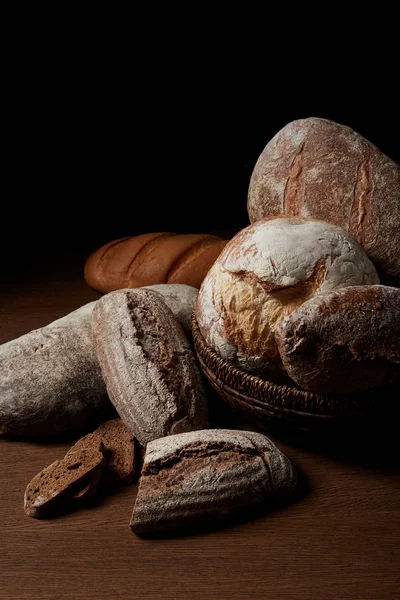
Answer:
xmin=94 ymin=418 xmax=135 ymax=487
xmin=24 ymin=433 xmax=105 ymax=518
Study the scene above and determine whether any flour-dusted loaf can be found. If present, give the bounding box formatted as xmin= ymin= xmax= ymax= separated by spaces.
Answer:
xmin=0 ymin=303 xmax=112 ymax=437
xmin=276 ymin=285 xmax=400 ymax=394
xmin=24 ymin=433 xmax=106 ymax=518
xmin=142 ymin=284 xmax=198 ymax=337
xmin=247 ymin=118 xmax=400 ymax=285
xmin=131 ymin=429 xmax=297 ymax=536
xmin=85 ymin=232 xmax=228 ymax=293
xmin=92 ymin=289 xmax=209 ymax=446
xmin=195 ymin=217 xmax=379 ymax=382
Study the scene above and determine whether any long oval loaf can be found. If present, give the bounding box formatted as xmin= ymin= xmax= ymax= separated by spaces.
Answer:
xmin=84 ymin=232 xmax=228 ymax=293
xmin=248 ymin=118 xmax=400 ymax=285
xmin=92 ymin=289 xmax=209 ymax=446
xmin=276 ymin=285 xmax=400 ymax=394
xmin=0 ymin=303 xmax=112 ymax=437
xmin=131 ymin=429 xmax=297 ymax=536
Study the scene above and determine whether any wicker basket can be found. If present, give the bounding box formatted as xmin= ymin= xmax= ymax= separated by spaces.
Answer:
xmin=192 ymin=313 xmax=400 ymax=438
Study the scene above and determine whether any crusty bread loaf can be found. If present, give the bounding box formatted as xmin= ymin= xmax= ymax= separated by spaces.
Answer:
xmin=131 ymin=429 xmax=297 ymax=536
xmin=92 ymin=289 xmax=209 ymax=446
xmin=0 ymin=303 xmax=112 ymax=437
xmin=247 ymin=117 xmax=400 ymax=285
xmin=24 ymin=433 xmax=106 ymax=518
xmin=84 ymin=232 xmax=228 ymax=293
xmin=142 ymin=284 xmax=198 ymax=337
xmin=275 ymin=285 xmax=400 ymax=394
xmin=195 ymin=217 xmax=379 ymax=382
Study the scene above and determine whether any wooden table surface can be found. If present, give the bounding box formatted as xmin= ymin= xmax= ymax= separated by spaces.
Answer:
xmin=1 ymin=267 xmax=399 ymax=600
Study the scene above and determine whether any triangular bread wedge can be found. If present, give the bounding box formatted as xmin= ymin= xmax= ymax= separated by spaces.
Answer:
xmin=131 ymin=429 xmax=297 ymax=536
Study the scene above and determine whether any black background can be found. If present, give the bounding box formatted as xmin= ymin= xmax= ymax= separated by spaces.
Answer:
xmin=4 ymin=42 xmax=400 ymax=283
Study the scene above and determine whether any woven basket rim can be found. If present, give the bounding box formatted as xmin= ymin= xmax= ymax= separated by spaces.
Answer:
xmin=192 ymin=312 xmax=398 ymax=417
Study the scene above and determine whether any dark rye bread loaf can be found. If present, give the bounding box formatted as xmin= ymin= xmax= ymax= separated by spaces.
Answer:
xmin=275 ymin=285 xmax=400 ymax=394
xmin=0 ymin=302 xmax=111 ymax=437
xmin=24 ymin=433 xmax=105 ymax=518
xmin=131 ymin=429 xmax=297 ymax=536
xmin=247 ymin=118 xmax=400 ymax=285
xmin=92 ymin=289 xmax=209 ymax=446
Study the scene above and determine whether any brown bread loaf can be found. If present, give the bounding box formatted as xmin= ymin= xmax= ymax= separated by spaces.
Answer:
xmin=275 ymin=285 xmax=400 ymax=394
xmin=24 ymin=433 xmax=106 ymax=518
xmin=92 ymin=289 xmax=209 ymax=446
xmin=247 ymin=117 xmax=400 ymax=285
xmin=195 ymin=217 xmax=379 ymax=382
xmin=0 ymin=303 xmax=112 ymax=437
xmin=84 ymin=232 xmax=228 ymax=293
xmin=142 ymin=284 xmax=198 ymax=337
xmin=130 ymin=429 xmax=297 ymax=536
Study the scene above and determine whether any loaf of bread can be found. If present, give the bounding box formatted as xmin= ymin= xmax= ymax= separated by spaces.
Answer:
xmin=131 ymin=429 xmax=297 ymax=536
xmin=195 ymin=217 xmax=379 ymax=382
xmin=142 ymin=284 xmax=198 ymax=337
xmin=92 ymin=289 xmax=209 ymax=446
xmin=0 ymin=303 xmax=112 ymax=437
xmin=275 ymin=285 xmax=400 ymax=394
xmin=247 ymin=118 xmax=400 ymax=285
xmin=84 ymin=232 xmax=228 ymax=293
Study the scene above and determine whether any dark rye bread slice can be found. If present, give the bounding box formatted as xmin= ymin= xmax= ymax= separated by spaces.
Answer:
xmin=130 ymin=429 xmax=297 ymax=536
xmin=70 ymin=419 xmax=136 ymax=501
xmin=93 ymin=418 xmax=135 ymax=487
xmin=275 ymin=285 xmax=400 ymax=394
xmin=24 ymin=433 xmax=105 ymax=518
xmin=92 ymin=289 xmax=209 ymax=446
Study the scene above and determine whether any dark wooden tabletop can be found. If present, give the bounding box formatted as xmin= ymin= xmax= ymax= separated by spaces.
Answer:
xmin=1 ymin=265 xmax=399 ymax=600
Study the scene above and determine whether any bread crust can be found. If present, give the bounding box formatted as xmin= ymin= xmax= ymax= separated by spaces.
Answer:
xmin=131 ymin=429 xmax=296 ymax=535
xmin=247 ymin=117 xmax=400 ymax=285
xmin=275 ymin=285 xmax=400 ymax=394
xmin=92 ymin=289 xmax=209 ymax=446
xmin=142 ymin=284 xmax=198 ymax=337
xmin=0 ymin=303 xmax=111 ymax=437
xmin=84 ymin=233 xmax=228 ymax=293
xmin=195 ymin=217 xmax=379 ymax=381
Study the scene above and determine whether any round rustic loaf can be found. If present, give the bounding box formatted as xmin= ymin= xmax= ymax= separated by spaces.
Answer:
xmin=247 ymin=118 xmax=400 ymax=286
xmin=195 ymin=217 xmax=379 ymax=382
xmin=275 ymin=285 xmax=400 ymax=394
